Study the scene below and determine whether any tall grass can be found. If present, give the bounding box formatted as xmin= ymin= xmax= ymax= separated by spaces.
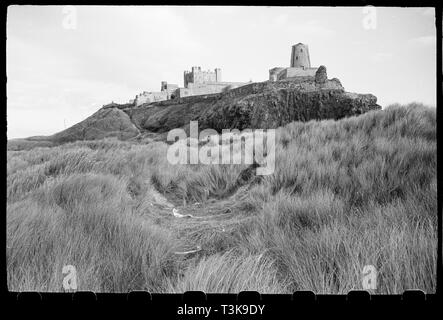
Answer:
xmin=167 ymin=251 xmax=290 ymax=293
xmin=7 ymin=103 xmax=437 ymax=293
xmin=7 ymin=173 xmax=180 ymax=292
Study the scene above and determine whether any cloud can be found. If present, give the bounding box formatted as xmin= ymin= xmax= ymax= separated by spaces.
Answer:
xmin=408 ymin=35 xmax=436 ymax=46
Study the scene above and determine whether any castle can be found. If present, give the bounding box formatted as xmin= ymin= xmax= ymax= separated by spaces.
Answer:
xmin=131 ymin=82 xmax=179 ymax=106
xmin=132 ymin=67 xmax=248 ymax=106
xmin=269 ymin=43 xmax=319 ymax=81
xmin=129 ymin=43 xmax=319 ymax=107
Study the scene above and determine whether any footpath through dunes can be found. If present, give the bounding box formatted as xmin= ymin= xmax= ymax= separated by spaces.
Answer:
xmin=147 ymin=185 xmax=254 ymax=257
xmin=147 ymin=155 xmax=263 ymax=257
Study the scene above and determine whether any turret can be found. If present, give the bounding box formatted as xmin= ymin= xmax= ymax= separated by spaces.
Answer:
xmin=215 ymin=68 xmax=222 ymax=82
xmin=290 ymin=43 xmax=311 ymax=69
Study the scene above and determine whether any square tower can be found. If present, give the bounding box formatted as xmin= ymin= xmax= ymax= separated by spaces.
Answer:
xmin=215 ymin=68 xmax=222 ymax=82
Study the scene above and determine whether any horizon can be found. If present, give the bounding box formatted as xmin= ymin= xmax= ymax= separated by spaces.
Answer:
xmin=7 ymin=6 xmax=437 ymax=139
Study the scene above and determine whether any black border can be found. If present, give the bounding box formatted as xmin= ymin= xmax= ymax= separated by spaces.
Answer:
xmin=2 ymin=1 xmax=442 ymax=317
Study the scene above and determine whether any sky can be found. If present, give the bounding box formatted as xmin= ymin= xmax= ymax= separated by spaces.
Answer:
xmin=7 ymin=6 xmax=437 ymax=139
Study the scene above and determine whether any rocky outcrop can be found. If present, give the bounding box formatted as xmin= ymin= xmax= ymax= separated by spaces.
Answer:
xmin=11 ymin=73 xmax=381 ymax=148
xmin=124 ymin=76 xmax=380 ymax=133
xmin=315 ymin=65 xmax=327 ymax=84
xmin=197 ymin=88 xmax=378 ymax=132
xmin=50 ymin=107 xmax=140 ymax=143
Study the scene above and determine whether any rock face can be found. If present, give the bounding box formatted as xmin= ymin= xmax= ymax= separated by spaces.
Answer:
xmin=125 ymin=77 xmax=380 ymax=133
xmin=315 ymin=65 xmax=327 ymax=84
xmin=50 ymin=108 xmax=140 ymax=143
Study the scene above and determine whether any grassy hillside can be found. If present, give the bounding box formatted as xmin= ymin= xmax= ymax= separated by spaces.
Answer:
xmin=7 ymin=103 xmax=437 ymax=293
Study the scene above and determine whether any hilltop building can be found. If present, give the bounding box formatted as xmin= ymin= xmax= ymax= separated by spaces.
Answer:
xmin=269 ymin=43 xmax=319 ymax=81
xmin=133 ymin=67 xmax=248 ymax=106
xmin=176 ymin=66 xmax=247 ymax=98
xmin=132 ymin=81 xmax=179 ymax=106
xmin=131 ymin=42 xmax=319 ymax=107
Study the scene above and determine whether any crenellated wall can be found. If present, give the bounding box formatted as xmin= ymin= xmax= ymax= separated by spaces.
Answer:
xmin=176 ymin=81 xmax=248 ymax=98
xmin=134 ymin=91 xmax=168 ymax=106
xmin=277 ymin=67 xmax=318 ymax=80
xmin=269 ymin=67 xmax=285 ymax=81
xmin=184 ymin=67 xmax=218 ymax=88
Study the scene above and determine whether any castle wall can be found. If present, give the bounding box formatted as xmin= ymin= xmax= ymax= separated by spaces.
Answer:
xmin=277 ymin=67 xmax=318 ymax=80
xmin=161 ymin=82 xmax=179 ymax=99
xmin=184 ymin=71 xmax=194 ymax=88
xmin=184 ymin=67 xmax=219 ymax=88
xmin=177 ymin=81 xmax=248 ymax=98
xmin=269 ymin=67 xmax=285 ymax=81
xmin=136 ymin=66 xmax=246 ymax=103
xmin=135 ymin=91 xmax=168 ymax=106
xmin=193 ymin=70 xmax=217 ymax=84
xmin=215 ymin=68 xmax=222 ymax=82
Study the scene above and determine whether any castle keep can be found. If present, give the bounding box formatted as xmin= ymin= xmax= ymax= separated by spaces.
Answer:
xmin=177 ymin=67 xmax=247 ymax=98
xmin=269 ymin=43 xmax=319 ymax=81
xmin=184 ymin=67 xmax=221 ymax=87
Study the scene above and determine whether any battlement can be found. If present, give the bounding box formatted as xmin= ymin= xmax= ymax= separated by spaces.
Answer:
xmin=133 ymin=66 xmax=245 ymax=106
xmin=184 ymin=66 xmax=222 ymax=88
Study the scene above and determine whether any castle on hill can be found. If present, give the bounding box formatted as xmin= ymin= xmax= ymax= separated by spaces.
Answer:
xmin=132 ymin=67 xmax=248 ymax=106
xmin=128 ymin=43 xmax=320 ymax=107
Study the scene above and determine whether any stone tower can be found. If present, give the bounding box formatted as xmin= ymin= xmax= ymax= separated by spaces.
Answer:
xmin=215 ymin=68 xmax=222 ymax=82
xmin=290 ymin=43 xmax=311 ymax=69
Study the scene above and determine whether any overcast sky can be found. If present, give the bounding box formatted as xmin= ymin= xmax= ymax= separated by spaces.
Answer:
xmin=7 ymin=6 xmax=436 ymax=139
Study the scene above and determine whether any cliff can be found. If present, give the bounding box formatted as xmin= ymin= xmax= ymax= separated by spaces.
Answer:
xmin=126 ymin=73 xmax=380 ymax=133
